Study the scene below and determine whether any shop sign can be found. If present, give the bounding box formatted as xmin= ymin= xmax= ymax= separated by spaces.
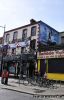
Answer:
xmin=3 ymin=55 xmax=20 ymax=61
xmin=37 ymin=50 xmax=64 ymax=59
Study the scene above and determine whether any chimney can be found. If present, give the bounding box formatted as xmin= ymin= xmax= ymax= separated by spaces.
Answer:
xmin=30 ymin=19 xmax=37 ymax=24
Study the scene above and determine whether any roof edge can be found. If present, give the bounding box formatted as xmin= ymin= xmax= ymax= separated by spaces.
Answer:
xmin=5 ymin=21 xmax=41 ymax=33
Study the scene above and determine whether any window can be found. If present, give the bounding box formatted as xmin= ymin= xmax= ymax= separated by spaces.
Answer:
xmin=21 ymin=47 xmax=25 ymax=53
xmin=3 ymin=48 xmax=7 ymax=56
xmin=61 ymin=36 xmax=64 ymax=44
xmin=31 ymin=26 xmax=36 ymax=36
xmin=22 ymin=29 xmax=27 ymax=41
xmin=6 ymin=34 xmax=9 ymax=43
xmin=12 ymin=48 xmax=16 ymax=54
xmin=13 ymin=31 xmax=18 ymax=41
xmin=30 ymin=39 xmax=36 ymax=50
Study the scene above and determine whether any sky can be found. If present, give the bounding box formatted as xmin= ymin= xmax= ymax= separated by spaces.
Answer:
xmin=0 ymin=0 xmax=64 ymax=37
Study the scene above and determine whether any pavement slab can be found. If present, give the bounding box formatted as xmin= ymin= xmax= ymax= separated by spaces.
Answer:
xmin=0 ymin=77 xmax=64 ymax=98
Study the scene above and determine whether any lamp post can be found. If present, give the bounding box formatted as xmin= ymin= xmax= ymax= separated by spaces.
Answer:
xmin=0 ymin=25 xmax=5 ymax=39
xmin=0 ymin=25 xmax=6 ymax=73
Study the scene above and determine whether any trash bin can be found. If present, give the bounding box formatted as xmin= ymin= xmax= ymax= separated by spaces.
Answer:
xmin=1 ymin=69 xmax=9 ymax=85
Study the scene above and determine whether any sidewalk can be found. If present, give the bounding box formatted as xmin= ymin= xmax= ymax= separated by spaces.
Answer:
xmin=0 ymin=78 xmax=64 ymax=97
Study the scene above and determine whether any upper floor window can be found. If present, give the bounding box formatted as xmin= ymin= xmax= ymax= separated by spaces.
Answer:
xmin=13 ymin=31 xmax=18 ymax=41
xmin=22 ymin=29 xmax=27 ymax=41
xmin=21 ymin=47 xmax=25 ymax=53
xmin=12 ymin=48 xmax=16 ymax=54
xmin=61 ymin=36 xmax=64 ymax=44
xmin=6 ymin=34 xmax=10 ymax=43
xmin=31 ymin=26 xmax=36 ymax=36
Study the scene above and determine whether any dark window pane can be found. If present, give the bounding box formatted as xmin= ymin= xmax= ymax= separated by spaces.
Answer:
xmin=31 ymin=26 xmax=36 ymax=36
xmin=6 ymin=34 xmax=9 ymax=42
xmin=22 ymin=29 xmax=27 ymax=41
xmin=30 ymin=39 xmax=36 ymax=50
xmin=13 ymin=31 xmax=18 ymax=40
xmin=12 ymin=48 xmax=16 ymax=54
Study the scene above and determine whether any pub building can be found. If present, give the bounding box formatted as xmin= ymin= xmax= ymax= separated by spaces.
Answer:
xmin=37 ymin=45 xmax=64 ymax=81
xmin=2 ymin=19 xmax=60 ymax=78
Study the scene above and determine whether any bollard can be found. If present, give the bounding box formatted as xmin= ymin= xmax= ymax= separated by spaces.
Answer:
xmin=19 ymin=75 xmax=21 ymax=86
xmin=60 ymin=80 xmax=61 ymax=87
xmin=56 ymin=80 xmax=57 ymax=89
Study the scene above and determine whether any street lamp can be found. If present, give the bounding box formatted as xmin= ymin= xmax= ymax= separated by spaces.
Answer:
xmin=0 ymin=25 xmax=6 ymax=73
xmin=0 ymin=25 xmax=5 ymax=36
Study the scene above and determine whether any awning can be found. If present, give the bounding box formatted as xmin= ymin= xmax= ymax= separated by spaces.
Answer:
xmin=3 ymin=55 xmax=21 ymax=62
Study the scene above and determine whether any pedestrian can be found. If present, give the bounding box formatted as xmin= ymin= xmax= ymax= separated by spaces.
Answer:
xmin=44 ymin=72 xmax=47 ymax=80
xmin=17 ymin=66 xmax=20 ymax=77
xmin=1 ymin=68 xmax=9 ymax=85
xmin=26 ymin=62 xmax=29 ymax=77
xmin=34 ymin=61 xmax=38 ymax=82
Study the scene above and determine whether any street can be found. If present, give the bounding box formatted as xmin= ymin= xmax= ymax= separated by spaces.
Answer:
xmin=0 ymin=88 xmax=33 ymax=100
xmin=0 ymin=77 xmax=64 ymax=100
xmin=0 ymin=88 xmax=64 ymax=100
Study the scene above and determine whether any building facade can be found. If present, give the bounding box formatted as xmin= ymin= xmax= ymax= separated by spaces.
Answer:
xmin=3 ymin=19 xmax=61 ymax=77
xmin=3 ymin=19 xmax=60 ymax=55
xmin=60 ymin=32 xmax=64 ymax=44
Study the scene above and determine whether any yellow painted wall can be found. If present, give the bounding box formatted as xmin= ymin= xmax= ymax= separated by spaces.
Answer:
xmin=38 ymin=59 xmax=40 ymax=72
xmin=37 ymin=59 xmax=64 ymax=81
xmin=46 ymin=59 xmax=48 ymax=73
xmin=47 ymin=73 xmax=64 ymax=81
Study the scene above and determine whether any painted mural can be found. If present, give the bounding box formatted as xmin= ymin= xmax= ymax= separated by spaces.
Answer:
xmin=38 ymin=22 xmax=60 ymax=45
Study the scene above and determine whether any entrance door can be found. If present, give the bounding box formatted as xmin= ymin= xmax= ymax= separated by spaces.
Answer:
xmin=40 ymin=59 xmax=46 ymax=77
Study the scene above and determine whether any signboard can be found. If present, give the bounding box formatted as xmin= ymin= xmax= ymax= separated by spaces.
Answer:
xmin=3 ymin=55 xmax=20 ymax=61
xmin=37 ymin=50 xmax=64 ymax=59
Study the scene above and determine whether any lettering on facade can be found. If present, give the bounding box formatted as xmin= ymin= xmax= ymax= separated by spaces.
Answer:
xmin=37 ymin=50 xmax=64 ymax=59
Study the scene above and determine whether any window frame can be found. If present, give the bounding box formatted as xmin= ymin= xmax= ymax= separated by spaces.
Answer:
xmin=22 ymin=29 xmax=27 ymax=41
xmin=12 ymin=48 xmax=16 ymax=54
xmin=6 ymin=34 xmax=10 ymax=43
xmin=30 ymin=39 xmax=36 ymax=50
xmin=31 ymin=26 xmax=36 ymax=36
xmin=13 ymin=31 xmax=18 ymax=41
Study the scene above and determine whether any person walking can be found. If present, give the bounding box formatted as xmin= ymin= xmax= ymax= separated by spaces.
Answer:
xmin=1 ymin=68 xmax=9 ymax=84
xmin=26 ymin=62 xmax=29 ymax=78
xmin=1 ymin=63 xmax=9 ymax=85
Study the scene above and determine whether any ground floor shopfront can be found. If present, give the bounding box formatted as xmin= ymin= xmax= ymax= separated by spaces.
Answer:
xmin=2 ymin=53 xmax=36 ymax=78
xmin=37 ymin=50 xmax=64 ymax=81
xmin=2 ymin=55 xmax=20 ymax=77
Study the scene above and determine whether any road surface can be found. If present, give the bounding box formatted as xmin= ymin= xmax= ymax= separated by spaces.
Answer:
xmin=0 ymin=88 xmax=33 ymax=100
xmin=0 ymin=87 xmax=64 ymax=100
